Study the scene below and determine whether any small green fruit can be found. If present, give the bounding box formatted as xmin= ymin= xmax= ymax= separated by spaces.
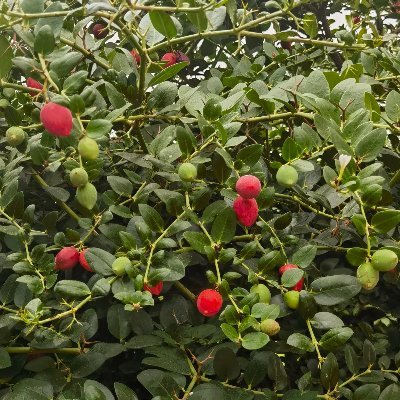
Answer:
xmin=0 ymin=99 xmax=10 ymax=109
xmin=283 ymin=290 xmax=300 ymax=309
xmin=112 ymin=256 xmax=131 ymax=276
xmin=371 ymin=249 xmax=398 ymax=272
xmin=76 ymin=182 xmax=97 ymax=210
xmin=357 ymin=262 xmax=379 ymax=290
xmin=203 ymin=98 xmax=222 ymax=121
xmin=70 ymin=168 xmax=89 ymax=187
xmin=6 ymin=126 xmax=26 ymax=147
xmin=276 ymin=165 xmax=298 ymax=188
xmin=260 ymin=319 xmax=280 ymax=336
xmin=78 ymin=137 xmax=99 ymax=160
xmin=178 ymin=162 xmax=197 ymax=182
xmin=250 ymin=284 xmax=271 ymax=304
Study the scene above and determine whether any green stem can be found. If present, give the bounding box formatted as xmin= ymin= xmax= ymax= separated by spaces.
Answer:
xmin=30 ymin=168 xmax=80 ymax=222
xmin=259 ymin=216 xmax=288 ymax=262
xmin=339 ymin=367 xmax=372 ymax=388
xmin=0 ymin=79 xmax=41 ymax=94
xmin=181 ymin=372 xmax=199 ymax=400
xmin=354 ymin=192 xmax=371 ymax=256
xmin=37 ymin=295 xmax=92 ymax=325
xmin=38 ymin=54 xmax=59 ymax=92
xmin=306 ymin=319 xmax=324 ymax=366
xmin=174 ymin=282 xmax=196 ymax=302
xmin=5 ymin=347 xmax=82 ymax=355
xmin=143 ymin=212 xmax=186 ymax=283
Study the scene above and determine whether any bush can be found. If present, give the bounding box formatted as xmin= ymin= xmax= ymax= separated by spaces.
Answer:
xmin=0 ymin=0 xmax=399 ymax=399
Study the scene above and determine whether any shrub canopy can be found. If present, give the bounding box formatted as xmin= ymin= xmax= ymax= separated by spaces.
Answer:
xmin=0 ymin=0 xmax=400 ymax=399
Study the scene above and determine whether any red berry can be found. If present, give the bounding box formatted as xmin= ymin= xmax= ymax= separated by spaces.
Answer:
xmin=233 ymin=196 xmax=259 ymax=227
xmin=92 ymin=23 xmax=108 ymax=39
xmin=144 ymin=282 xmax=163 ymax=296
xmin=79 ymin=249 xmax=93 ymax=272
xmin=26 ymin=77 xmax=43 ymax=97
xmin=279 ymin=264 xmax=304 ymax=291
xmin=131 ymin=49 xmax=141 ymax=64
xmin=40 ymin=102 xmax=73 ymax=137
xmin=197 ymin=289 xmax=223 ymax=317
xmin=236 ymin=175 xmax=261 ymax=199
xmin=161 ymin=52 xmax=178 ymax=68
xmin=174 ymin=51 xmax=190 ymax=63
xmin=281 ymin=41 xmax=292 ymax=50
xmin=55 ymin=247 xmax=79 ymax=270
xmin=352 ymin=15 xmax=361 ymax=24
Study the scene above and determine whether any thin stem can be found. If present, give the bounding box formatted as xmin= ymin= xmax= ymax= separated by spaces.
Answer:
xmin=174 ymin=282 xmax=196 ymax=302
xmin=37 ymin=295 xmax=92 ymax=325
xmin=38 ymin=54 xmax=59 ymax=92
xmin=306 ymin=319 xmax=324 ymax=366
xmin=354 ymin=192 xmax=370 ymax=256
xmin=5 ymin=347 xmax=82 ymax=355
xmin=259 ymin=216 xmax=288 ymax=262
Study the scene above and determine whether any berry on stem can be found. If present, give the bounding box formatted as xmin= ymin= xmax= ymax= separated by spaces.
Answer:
xmin=236 ymin=175 xmax=261 ymax=199
xmin=70 ymin=168 xmax=89 ymax=187
xmin=78 ymin=137 xmax=99 ymax=160
xmin=26 ymin=77 xmax=43 ymax=97
xmin=276 ymin=165 xmax=298 ymax=188
xmin=260 ymin=319 xmax=280 ymax=336
xmin=197 ymin=289 xmax=223 ymax=317
xmin=178 ymin=163 xmax=197 ymax=182
xmin=55 ymin=247 xmax=79 ymax=270
xmin=6 ymin=127 xmax=26 ymax=147
xmin=92 ymin=23 xmax=108 ymax=39
xmin=233 ymin=196 xmax=259 ymax=227
xmin=131 ymin=49 xmax=141 ymax=64
xmin=40 ymin=102 xmax=73 ymax=137
xmin=371 ymin=249 xmax=398 ymax=271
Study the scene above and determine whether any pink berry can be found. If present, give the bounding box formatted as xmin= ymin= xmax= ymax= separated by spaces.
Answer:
xmin=55 ymin=247 xmax=79 ymax=270
xmin=40 ymin=102 xmax=73 ymax=137
xmin=233 ymin=196 xmax=259 ymax=227
xmin=236 ymin=175 xmax=261 ymax=199
xmin=144 ymin=282 xmax=163 ymax=296
xmin=79 ymin=249 xmax=93 ymax=272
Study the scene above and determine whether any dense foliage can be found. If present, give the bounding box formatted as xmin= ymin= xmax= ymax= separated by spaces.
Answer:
xmin=0 ymin=0 xmax=400 ymax=399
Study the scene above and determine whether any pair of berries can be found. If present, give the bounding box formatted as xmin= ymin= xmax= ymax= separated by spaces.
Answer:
xmin=233 ymin=175 xmax=261 ymax=227
xmin=55 ymin=247 xmax=92 ymax=272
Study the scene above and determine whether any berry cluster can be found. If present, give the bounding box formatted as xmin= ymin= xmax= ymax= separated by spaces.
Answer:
xmin=233 ymin=175 xmax=261 ymax=227
xmin=55 ymin=247 xmax=92 ymax=272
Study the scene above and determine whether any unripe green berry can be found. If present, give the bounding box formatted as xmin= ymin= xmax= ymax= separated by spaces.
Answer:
xmin=260 ymin=319 xmax=280 ymax=336
xmin=284 ymin=290 xmax=300 ymax=309
xmin=178 ymin=162 xmax=197 ymax=182
xmin=250 ymin=284 xmax=271 ymax=304
xmin=78 ymin=137 xmax=99 ymax=160
xmin=70 ymin=168 xmax=89 ymax=187
xmin=112 ymin=256 xmax=131 ymax=276
xmin=6 ymin=126 xmax=26 ymax=147
xmin=276 ymin=165 xmax=298 ymax=188
xmin=371 ymin=249 xmax=398 ymax=272
xmin=357 ymin=261 xmax=379 ymax=290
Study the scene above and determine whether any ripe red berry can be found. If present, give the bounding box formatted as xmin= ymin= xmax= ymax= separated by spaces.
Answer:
xmin=197 ymin=289 xmax=223 ymax=317
xmin=144 ymin=282 xmax=163 ymax=296
xmin=236 ymin=175 xmax=261 ymax=199
xmin=92 ymin=23 xmax=108 ymax=39
xmin=233 ymin=196 xmax=259 ymax=227
xmin=131 ymin=49 xmax=141 ymax=64
xmin=55 ymin=247 xmax=79 ymax=270
xmin=352 ymin=15 xmax=361 ymax=24
xmin=161 ymin=52 xmax=178 ymax=68
xmin=279 ymin=264 xmax=304 ymax=291
xmin=26 ymin=77 xmax=43 ymax=97
xmin=79 ymin=249 xmax=93 ymax=272
xmin=40 ymin=102 xmax=73 ymax=137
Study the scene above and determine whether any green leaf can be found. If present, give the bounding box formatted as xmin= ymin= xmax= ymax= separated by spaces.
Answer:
xmin=237 ymin=144 xmax=263 ymax=167
xmin=0 ymin=347 xmax=11 ymax=369
xmin=187 ymin=8 xmax=208 ymax=32
xmin=385 ymin=90 xmax=400 ymax=123
xmin=292 ymin=245 xmax=317 ymax=268
xmin=281 ymin=268 xmax=304 ymax=288
xmin=176 ymin=126 xmax=196 ymax=157
xmin=355 ymin=128 xmax=386 ymax=163
xmin=0 ymin=37 xmax=13 ymax=79
xmin=287 ymin=333 xmax=315 ymax=352
xmin=221 ymin=323 xmax=240 ymax=342
xmin=54 ymin=280 xmax=90 ymax=299
xmin=86 ymin=119 xmax=113 ymax=139
xmin=84 ymin=380 xmax=114 ymax=400
xmin=34 ymin=25 xmax=55 ymax=55
xmin=345 ymin=345 xmax=360 ymax=374
xmin=85 ymin=248 xmax=115 ymax=276
xmin=63 ymin=70 xmax=88 ymax=95
xmin=107 ymin=176 xmax=133 ymax=197
xmin=213 ymin=347 xmax=240 ymax=381
xmin=251 ymin=303 xmax=280 ymax=320
xmin=183 ymin=231 xmax=211 ymax=254
xmin=303 ymin=13 xmax=318 ymax=38
xmin=311 ymin=275 xmax=361 ymax=305
xmin=320 ymin=353 xmax=339 ymax=391
xmin=149 ymin=11 xmax=177 ymax=39
xmin=148 ymin=62 xmax=189 ymax=87
xmin=371 ymin=210 xmax=400 ymax=234
xmin=319 ymin=327 xmax=353 ymax=351
xmin=354 ymin=384 xmax=380 ymax=400
xmin=138 ymin=204 xmax=164 ymax=233
xmin=378 ymin=383 xmax=400 ymax=399
xmin=282 ymin=137 xmax=302 ymax=162
xmin=211 ymin=207 xmax=237 ymax=244
xmin=115 ymin=382 xmax=139 ymax=400
xmin=21 ymin=0 xmax=44 ymax=13
xmin=241 ymin=332 xmax=270 ymax=350
xmin=311 ymin=312 xmax=344 ymax=330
